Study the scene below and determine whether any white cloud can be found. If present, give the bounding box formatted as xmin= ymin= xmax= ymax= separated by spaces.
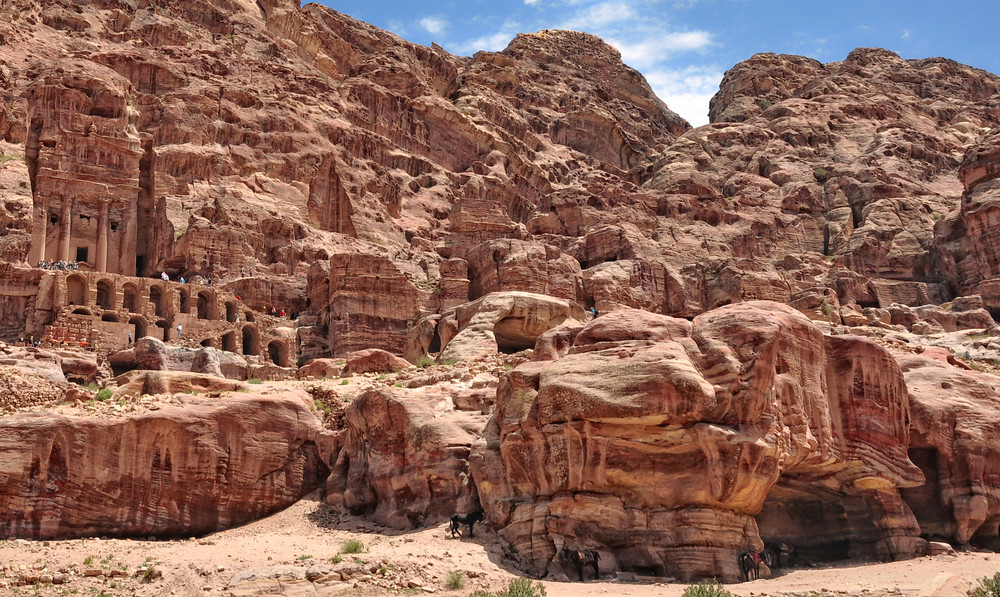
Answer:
xmin=607 ymin=30 xmax=713 ymax=69
xmin=645 ymin=66 xmax=724 ymax=127
xmin=901 ymin=29 xmax=911 ymax=39
xmin=449 ymin=29 xmax=518 ymax=55
xmin=559 ymin=2 xmax=637 ymax=30
xmin=419 ymin=16 xmax=448 ymax=35
xmin=525 ymin=0 xmax=541 ymax=4
xmin=387 ymin=19 xmax=407 ymax=35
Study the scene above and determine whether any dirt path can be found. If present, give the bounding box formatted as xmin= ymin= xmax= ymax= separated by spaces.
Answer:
xmin=2 ymin=495 xmax=998 ymax=596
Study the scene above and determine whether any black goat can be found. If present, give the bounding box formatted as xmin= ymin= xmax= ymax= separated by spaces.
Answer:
xmin=561 ymin=547 xmax=600 ymax=581
xmin=739 ymin=551 xmax=761 ymax=581
xmin=449 ymin=511 xmax=484 ymax=538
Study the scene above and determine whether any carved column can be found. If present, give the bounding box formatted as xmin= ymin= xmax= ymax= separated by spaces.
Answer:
xmin=58 ymin=197 xmax=72 ymax=262
xmin=29 ymin=196 xmax=47 ymax=263
xmin=96 ymin=201 xmax=109 ymax=272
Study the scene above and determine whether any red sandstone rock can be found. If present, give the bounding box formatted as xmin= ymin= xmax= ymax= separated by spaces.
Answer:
xmin=112 ymin=370 xmax=244 ymax=397
xmin=324 ymin=254 xmax=421 ymax=356
xmin=0 ymin=390 xmax=333 ymax=539
xmin=0 ymin=346 xmax=67 ymax=384
xmin=1 ymin=0 xmax=1000 ymax=582
xmin=296 ymin=358 xmax=343 ymax=380
xmin=466 ymin=239 xmax=582 ymax=302
xmin=407 ymin=291 xmax=589 ymax=364
xmin=472 ymin=302 xmax=923 ymax=581
xmin=133 ymin=337 xmax=168 ymax=371
xmin=342 ymin=349 xmax=412 ymax=376
xmin=898 ymin=352 xmax=1000 ymax=547
xmin=327 ymin=387 xmax=487 ymax=528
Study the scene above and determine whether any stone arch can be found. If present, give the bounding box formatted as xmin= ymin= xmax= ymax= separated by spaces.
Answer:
xmin=122 ymin=283 xmax=139 ymax=312
xmin=96 ymin=278 xmax=115 ymax=310
xmin=197 ymin=291 xmax=214 ymax=320
xmin=225 ymin=302 xmax=237 ymax=323
xmin=154 ymin=319 xmax=168 ymax=340
xmin=72 ymin=307 xmax=92 ymax=316
xmin=267 ymin=340 xmax=288 ymax=367
xmin=242 ymin=326 xmax=260 ymax=355
xmin=222 ymin=331 xmax=237 ymax=352
xmin=129 ymin=317 xmax=146 ymax=339
xmin=101 ymin=313 xmax=119 ymax=323
xmin=245 ymin=311 xmax=255 ymax=323
xmin=179 ymin=289 xmax=190 ymax=314
xmin=67 ymin=274 xmax=87 ymax=306
xmin=149 ymin=285 xmax=165 ymax=317
xmin=201 ymin=338 xmax=218 ymax=348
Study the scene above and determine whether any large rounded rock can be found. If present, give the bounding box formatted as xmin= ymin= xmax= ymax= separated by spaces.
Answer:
xmin=191 ymin=347 xmax=223 ymax=378
xmin=471 ymin=301 xmax=923 ymax=581
xmin=407 ymin=291 xmax=589 ymax=364
xmin=327 ymin=387 xmax=487 ymax=528
xmin=134 ymin=337 xmax=168 ymax=371
xmin=342 ymin=349 xmax=412 ymax=375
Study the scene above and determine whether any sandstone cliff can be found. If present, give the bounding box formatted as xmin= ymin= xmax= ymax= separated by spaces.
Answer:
xmin=0 ymin=389 xmax=333 ymax=539
xmin=2 ymin=0 xmax=1000 ymax=586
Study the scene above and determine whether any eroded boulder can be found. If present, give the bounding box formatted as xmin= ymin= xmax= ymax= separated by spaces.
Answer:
xmin=327 ymin=387 xmax=487 ymax=528
xmin=0 ymin=391 xmax=333 ymax=539
xmin=899 ymin=352 xmax=1000 ymax=548
xmin=342 ymin=349 xmax=412 ymax=376
xmin=471 ymin=301 xmax=923 ymax=581
xmin=407 ymin=292 xmax=589 ymax=364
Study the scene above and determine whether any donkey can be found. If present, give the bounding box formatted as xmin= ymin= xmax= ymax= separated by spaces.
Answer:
xmin=449 ymin=510 xmax=484 ymax=538
xmin=739 ymin=550 xmax=762 ymax=581
xmin=561 ymin=547 xmax=600 ymax=581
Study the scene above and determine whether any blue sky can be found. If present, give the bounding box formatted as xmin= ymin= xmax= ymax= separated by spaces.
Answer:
xmin=315 ymin=0 xmax=1000 ymax=127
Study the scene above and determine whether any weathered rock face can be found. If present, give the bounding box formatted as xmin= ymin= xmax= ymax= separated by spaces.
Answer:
xmin=327 ymin=387 xmax=486 ymax=528
xmin=0 ymin=391 xmax=333 ymax=539
xmin=342 ymin=348 xmax=412 ymax=375
xmin=898 ymin=352 xmax=1000 ymax=547
xmin=406 ymin=291 xmax=589 ymax=364
xmin=471 ymin=302 xmax=923 ymax=581
xmin=467 ymin=239 xmax=582 ymax=303
xmin=937 ymin=129 xmax=1000 ymax=308
xmin=323 ymin=254 xmax=421 ymax=356
xmin=3 ymin=0 xmax=1000 ymax=357
xmin=0 ymin=346 xmax=68 ymax=384
xmin=133 ymin=336 xmax=168 ymax=371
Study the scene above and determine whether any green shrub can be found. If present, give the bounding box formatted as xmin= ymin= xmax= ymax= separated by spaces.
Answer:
xmin=136 ymin=557 xmax=161 ymax=583
xmin=340 ymin=539 xmax=365 ymax=554
xmin=681 ymin=581 xmax=735 ymax=597
xmin=248 ymin=378 xmax=263 ymax=384
xmin=340 ymin=379 xmax=350 ymax=385
xmin=416 ymin=355 xmax=436 ymax=368
xmin=330 ymin=553 xmax=343 ymax=564
xmin=445 ymin=570 xmax=466 ymax=590
xmin=971 ymin=572 xmax=1000 ymax=597
xmin=813 ymin=167 xmax=830 ymax=182
xmin=470 ymin=577 xmax=547 ymax=597
xmin=96 ymin=388 xmax=113 ymax=401
xmin=820 ymin=297 xmax=836 ymax=318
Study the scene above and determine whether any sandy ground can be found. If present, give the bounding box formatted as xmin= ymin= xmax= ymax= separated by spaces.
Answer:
xmin=2 ymin=493 xmax=999 ymax=597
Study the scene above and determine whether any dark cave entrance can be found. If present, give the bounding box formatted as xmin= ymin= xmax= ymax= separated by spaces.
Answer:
xmin=899 ymin=446 xmax=953 ymax=543
xmin=756 ymin=479 xmax=884 ymax=565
